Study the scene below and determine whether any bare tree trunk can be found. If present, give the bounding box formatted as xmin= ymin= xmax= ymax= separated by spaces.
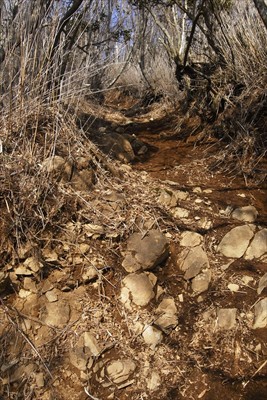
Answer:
xmin=253 ymin=0 xmax=267 ymax=30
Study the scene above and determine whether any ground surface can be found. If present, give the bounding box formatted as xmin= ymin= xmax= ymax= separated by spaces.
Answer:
xmin=0 ymin=95 xmax=266 ymax=400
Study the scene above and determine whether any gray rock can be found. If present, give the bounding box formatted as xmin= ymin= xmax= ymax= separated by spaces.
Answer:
xmin=245 ymin=229 xmax=267 ymax=260
xmin=217 ymin=308 xmax=237 ymax=330
xmin=120 ymin=272 xmax=156 ymax=308
xmin=232 ymin=205 xmax=258 ymax=222
xmin=217 ymin=225 xmax=255 ymax=258
xmin=122 ymin=230 xmax=169 ymax=273
xmin=179 ymin=246 xmax=209 ymax=280
xmin=253 ymin=298 xmax=267 ymax=329
xmin=180 ymin=231 xmax=203 ymax=247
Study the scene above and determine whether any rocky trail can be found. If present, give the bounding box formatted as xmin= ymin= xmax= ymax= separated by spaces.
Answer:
xmin=0 ymin=97 xmax=266 ymax=400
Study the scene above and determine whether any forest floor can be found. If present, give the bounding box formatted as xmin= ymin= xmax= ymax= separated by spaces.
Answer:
xmin=0 ymin=92 xmax=266 ymax=400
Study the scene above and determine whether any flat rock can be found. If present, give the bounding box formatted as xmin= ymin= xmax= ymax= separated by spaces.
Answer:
xmin=120 ymin=272 xmax=156 ymax=308
xmin=179 ymin=246 xmax=209 ymax=280
xmin=180 ymin=231 xmax=203 ymax=247
xmin=43 ymin=301 xmax=70 ymax=328
xmin=217 ymin=225 xmax=255 ymax=258
xmin=142 ymin=325 xmax=163 ymax=349
xmin=122 ymin=230 xmax=169 ymax=273
xmin=217 ymin=308 xmax=237 ymax=330
xmin=232 ymin=205 xmax=258 ymax=222
xmin=245 ymin=229 xmax=267 ymax=260
xmin=253 ymin=298 xmax=267 ymax=329
xmin=191 ymin=269 xmax=211 ymax=294
xmin=106 ymin=359 xmax=136 ymax=384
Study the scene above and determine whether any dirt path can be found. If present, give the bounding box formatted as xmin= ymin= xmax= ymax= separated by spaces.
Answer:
xmin=1 ymin=101 xmax=266 ymax=400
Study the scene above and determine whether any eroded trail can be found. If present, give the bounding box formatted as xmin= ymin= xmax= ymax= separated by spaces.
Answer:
xmin=1 ymin=99 xmax=266 ymax=400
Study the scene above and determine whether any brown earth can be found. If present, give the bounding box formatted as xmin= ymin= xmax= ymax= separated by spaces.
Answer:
xmin=0 ymin=95 xmax=266 ymax=400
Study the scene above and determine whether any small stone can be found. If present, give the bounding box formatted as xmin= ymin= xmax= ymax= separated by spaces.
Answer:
xmin=178 ymin=294 xmax=184 ymax=302
xmin=14 ymin=265 xmax=33 ymax=276
xmin=155 ymin=297 xmax=178 ymax=330
xmin=253 ymin=298 xmax=267 ymax=329
xmin=203 ymin=189 xmax=213 ymax=194
xmin=78 ymin=243 xmax=90 ymax=254
xmin=228 ymin=283 xmax=239 ymax=292
xmin=257 ymin=273 xmax=267 ymax=295
xmin=217 ymin=225 xmax=255 ymax=258
xmin=242 ymin=275 xmax=254 ymax=285
xmin=245 ymin=229 xmax=267 ymax=260
xmin=193 ymin=187 xmax=202 ymax=193
xmin=197 ymin=217 xmax=212 ymax=230
xmin=120 ymin=272 xmax=156 ymax=308
xmin=142 ymin=325 xmax=163 ymax=349
xmin=23 ymin=277 xmax=37 ymax=293
xmin=18 ymin=289 xmax=31 ymax=298
xmin=42 ymin=247 xmax=58 ymax=262
xmin=24 ymin=256 xmax=43 ymax=273
xmin=83 ymin=224 xmax=104 ymax=238
xmin=232 ymin=205 xmax=258 ymax=222
xmin=147 ymin=371 xmax=161 ymax=391
xmin=45 ymin=289 xmax=58 ymax=302
xmin=217 ymin=308 xmax=237 ymax=330
xmin=69 ymin=347 xmax=89 ymax=371
xmin=82 ymin=266 xmax=98 ymax=282
xmin=106 ymin=359 xmax=136 ymax=384
xmin=83 ymin=332 xmax=101 ymax=356
xmin=35 ymin=372 xmax=44 ymax=388
xmin=191 ymin=269 xmax=211 ymax=294
xmin=171 ymin=207 xmax=189 ymax=219
xmin=174 ymin=190 xmax=189 ymax=201
xmin=156 ymin=297 xmax=177 ymax=315
xmin=180 ymin=231 xmax=203 ymax=247
xmin=159 ymin=190 xmax=176 ymax=208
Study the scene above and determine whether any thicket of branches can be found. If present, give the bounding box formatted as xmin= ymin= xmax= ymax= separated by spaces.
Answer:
xmin=0 ymin=0 xmax=266 ymax=177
